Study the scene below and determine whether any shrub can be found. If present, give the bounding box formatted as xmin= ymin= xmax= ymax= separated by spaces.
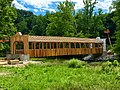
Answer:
xmin=68 ymin=58 xmax=87 ymax=68
xmin=101 ymin=61 xmax=112 ymax=73
xmin=101 ymin=60 xmax=120 ymax=73
xmin=102 ymin=61 xmax=112 ymax=67
xmin=113 ymin=60 xmax=119 ymax=67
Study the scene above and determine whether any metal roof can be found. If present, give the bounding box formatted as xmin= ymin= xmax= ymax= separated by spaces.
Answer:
xmin=28 ymin=36 xmax=102 ymax=43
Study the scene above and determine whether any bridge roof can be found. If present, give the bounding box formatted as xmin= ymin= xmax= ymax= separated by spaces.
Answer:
xmin=28 ymin=36 xmax=102 ymax=43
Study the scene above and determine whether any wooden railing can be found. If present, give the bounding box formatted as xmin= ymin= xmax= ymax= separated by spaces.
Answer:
xmin=29 ymin=48 xmax=103 ymax=57
xmin=15 ymin=49 xmax=24 ymax=54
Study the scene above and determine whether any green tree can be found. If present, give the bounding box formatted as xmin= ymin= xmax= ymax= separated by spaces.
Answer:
xmin=0 ymin=0 xmax=17 ymax=51
xmin=75 ymin=0 xmax=105 ymax=38
xmin=0 ymin=0 xmax=17 ymax=38
xmin=16 ymin=20 xmax=29 ymax=34
xmin=31 ymin=14 xmax=49 ymax=36
xmin=15 ymin=9 xmax=37 ymax=35
xmin=112 ymin=0 xmax=120 ymax=55
xmin=83 ymin=0 xmax=97 ymax=37
xmin=46 ymin=0 xmax=76 ymax=37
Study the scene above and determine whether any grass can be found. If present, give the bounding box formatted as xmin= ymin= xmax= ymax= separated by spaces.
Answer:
xmin=0 ymin=58 xmax=120 ymax=90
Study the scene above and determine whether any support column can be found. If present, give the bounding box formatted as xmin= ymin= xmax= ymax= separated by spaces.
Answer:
xmin=10 ymin=36 xmax=15 ymax=54
xmin=23 ymin=35 xmax=29 ymax=55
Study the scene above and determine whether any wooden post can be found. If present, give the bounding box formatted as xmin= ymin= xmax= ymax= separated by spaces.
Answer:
xmin=79 ymin=43 xmax=81 ymax=48
xmin=10 ymin=36 xmax=15 ymax=54
xmin=63 ymin=43 xmax=65 ymax=48
xmin=50 ymin=43 xmax=51 ymax=49
xmin=46 ymin=43 xmax=48 ymax=49
xmin=56 ymin=43 xmax=58 ymax=48
xmin=107 ymin=33 xmax=112 ymax=47
xmin=34 ymin=42 xmax=36 ymax=57
xmin=42 ymin=43 xmax=44 ymax=49
xmin=104 ymin=29 xmax=112 ymax=48
xmin=74 ymin=43 xmax=76 ymax=48
xmin=23 ymin=35 xmax=29 ymax=55
xmin=13 ymin=42 xmax=16 ymax=54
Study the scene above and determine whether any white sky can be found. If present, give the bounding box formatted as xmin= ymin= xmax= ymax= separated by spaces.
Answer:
xmin=12 ymin=0 xmax=114 ymax=14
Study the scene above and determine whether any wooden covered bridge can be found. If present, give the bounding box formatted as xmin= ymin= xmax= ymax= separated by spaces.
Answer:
xmin=10 ymin=32 xmax=103 ymax=57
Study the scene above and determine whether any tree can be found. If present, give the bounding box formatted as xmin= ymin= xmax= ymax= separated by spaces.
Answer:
xmin=15 ymin=9 xmax=37 ymax=35
xmin=0 ymin=0 xmax=17 ymax=51
xmin=31 ymin=14 xmax=48 ymax=36
xmin=83 ymin=0 xmax=97 ymax=37
xmin=111 ymin=0 xmax=120 ymax=55
xmin=46 ymin=0 xmax=76 ymax=37
xmin=0 ymin=0 xmax=17 ymax=38
xmin=16 ymin=20 xmax=29 ymax=34
xmin=75 ymin=0 xmax=105 ymax=38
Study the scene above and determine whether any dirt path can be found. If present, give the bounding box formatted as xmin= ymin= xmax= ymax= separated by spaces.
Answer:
xmin=1 ymin=61 xmax=43 ymax=67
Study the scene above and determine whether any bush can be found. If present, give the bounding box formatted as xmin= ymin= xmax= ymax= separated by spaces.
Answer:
xmin=102 ymin=61 xmax=112 ymax=67
xmin=101 ymin=61 xmax=112 ymax=73
xmin=101 ymin=60 xmax=120 ymax=73
xmin=113 ymin=60 xmax=119 ymax=67
xmin=68 ymin=58 xmax=87 ymax=68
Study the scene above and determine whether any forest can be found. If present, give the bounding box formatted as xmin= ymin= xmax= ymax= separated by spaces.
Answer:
xmin=0 ymin=0 xmax=120 ymax=57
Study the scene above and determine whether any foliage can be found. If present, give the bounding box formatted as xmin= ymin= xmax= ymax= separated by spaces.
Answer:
xmin=31 ymin=14 xmax=48 ymax=35
xmin=0 ymin=42 xmax=10 ymax=56
xmin=113 ymin=60 xmax=119 ymax=66
xmin=75 ymin=31 xmax=85 ymax=38
xmin=68 ymin=58 xmax=87 ymax=68
xmin=113 ymin=31 xmax=120 ymax=56
xmin=0 ymin=0 xmax=17 ymax=50
xmin=14 ymin=9 xmax=50 ymax=36
xmin=75 ymin=0 xmax=106 ymax=38
xmin=101 ymin=61 xmax=112 ymax=73
xmin=46 ymin=0 xmax=76 ymax=37
xmin=15 ymin=9 xmax=37 ymax=34
xmin=0 ymin=0 xmax=17 ymax=38
xmin=101 ymin=60 xmax=120 ymax=73
xmin=111 ymin=0 xmax=120 ymax=56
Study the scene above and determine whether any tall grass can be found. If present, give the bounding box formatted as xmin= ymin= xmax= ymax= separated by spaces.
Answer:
xmin=0 ymin=59 xmax=120 ymax=90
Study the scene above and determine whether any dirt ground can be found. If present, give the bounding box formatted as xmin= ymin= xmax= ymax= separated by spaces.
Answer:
xmin=0 ymin=61 xmax=43 ymax=67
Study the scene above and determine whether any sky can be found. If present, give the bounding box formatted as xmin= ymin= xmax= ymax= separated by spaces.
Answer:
xmin=12 ymin=0 xmax=114 ymax=15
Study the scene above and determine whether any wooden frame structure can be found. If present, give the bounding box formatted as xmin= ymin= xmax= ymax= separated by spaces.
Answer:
xmin=10 ymin=32 xmax=103 ymax=57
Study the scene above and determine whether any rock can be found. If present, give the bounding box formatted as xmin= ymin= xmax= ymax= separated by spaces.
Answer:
xmin=107 ymin=50 xmax=112 ymax=55
xmin=83 ymin=54 xmax=94 ymax=60
xmin=83 ymin=53 xmax=117 ymax=61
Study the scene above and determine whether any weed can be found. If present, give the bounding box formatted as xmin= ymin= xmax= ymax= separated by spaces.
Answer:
xmin=113 ymin=60 xmax=119 ymax=67
xmin=68 ymin=58 xmax=87 ymax=68
xmin=101 ymin=61 xmax=112 ymax=73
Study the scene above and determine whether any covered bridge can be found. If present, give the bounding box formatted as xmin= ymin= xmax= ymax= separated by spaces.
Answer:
xmin=10 ymin=32 xmax=103 ymax=57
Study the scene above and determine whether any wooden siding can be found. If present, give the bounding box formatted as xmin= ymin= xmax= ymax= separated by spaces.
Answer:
xmin=29 ymin=48 xmax=103 ymax=57
xmin=28 ymin=42 xmax=103 ymax=57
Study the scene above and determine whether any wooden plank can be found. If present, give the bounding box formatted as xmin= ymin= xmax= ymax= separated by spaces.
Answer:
xmin=8 ymin=60 xmax=19 ymax=65
xmin=0 ymin=61 xmax=8 ymax=65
